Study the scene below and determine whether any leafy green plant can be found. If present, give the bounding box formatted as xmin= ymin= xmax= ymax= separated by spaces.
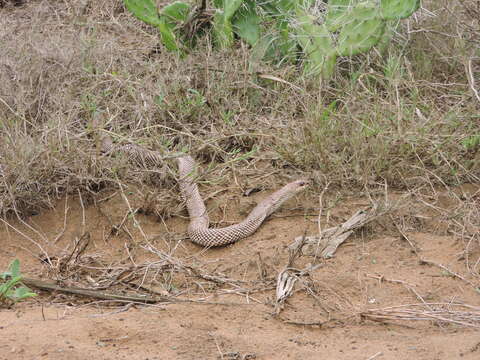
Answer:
xmin=124 ymin=0 xmax=190 ymax=52
xmin=0 ymin=259 xmax=37 ymax=307
xmin=461 ymin=135 xmax=480 ymax=150
xmin=123 ymin=0 xmax=420 ymax=78
xmin=212 ymin=0 xmax=244 ymax=48
xmin=296 ymin=0 xmax=420 ymax=77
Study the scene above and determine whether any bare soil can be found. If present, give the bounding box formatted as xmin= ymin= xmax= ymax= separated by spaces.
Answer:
xmin=1 ymin=184 xmax=480 ymax=360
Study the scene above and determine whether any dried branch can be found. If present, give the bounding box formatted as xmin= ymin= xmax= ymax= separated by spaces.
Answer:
xmin=22 ymin=277 xmax=166 ymax=303
xmin=289 ymin=201 xmax=397 ymax=258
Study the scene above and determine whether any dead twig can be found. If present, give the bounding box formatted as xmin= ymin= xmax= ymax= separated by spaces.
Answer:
xmin=466 ymin=58 xmax=480 ymax=102
xmin=22 ymin=277 xmax=166 ymax=303
xmin=282 ymin=319 xmax=326 ymax=327
xmin=53 ymin=194 xmax=69 ymax=244
xmin=0 ymin=218 xmax=53 ymax=267
xmin=290 ymin=201 xmax=397 ymax=258
xmin=365 ymin=273 xmax=418 ymax=288
xmin=389 ymin=215 xmax=419 ymax=255
xmin=419 ymin=258 xmax=478 ymax=288
xmin=275 ymin=235 xmax=321 ymax=314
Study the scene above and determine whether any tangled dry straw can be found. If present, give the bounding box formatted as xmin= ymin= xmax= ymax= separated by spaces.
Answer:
xmin=361 ymin=302 xmax=480 ymax=329
xmin=0 ymin=0 xmax=479 ymax=218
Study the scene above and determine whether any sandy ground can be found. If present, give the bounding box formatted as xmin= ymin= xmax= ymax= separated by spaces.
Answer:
xmin=1 ymin=184 xmax=480 ymax=360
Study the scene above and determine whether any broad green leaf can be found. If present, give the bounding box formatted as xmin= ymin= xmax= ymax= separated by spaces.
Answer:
xmin=0 ymin=276 xmax=22 ymax=296
xmin=295 ymin=11 xmax=336 ymax=77
xmin=0 ymin=283 xmax=8 ymax=294
xmin=213 ymin=0 xmax=223 ymax=8
xmin=157 ymin=1 xmax=191 ymax=52
xmin=462 ymin=135 xmax=480 ymax=149
xmin=380 ymin=0 xmax=420 ymax=20
xmin=213 ymin=12 xmax=234 ymax=48
xmin=123 ymin=0 xmax=161 ymax=27
xmin=9 ymin=259 xmax=21 ymax=278
xmin=161 ymin=1 xmax=190 ymax=23
xmin=336 ymin=3 xmax=385 ymax=56
xmin=213 ymin=0 xmax=245 ymax=48
xmin=224 ymin=0 xmax=244 ymax=19
xmin=260 ymin=0 xmax=295 ymax=15
xmin=325 ymin=0 xmax=358 ymax=32
xmin=157 ymin=19 xmax=180 ymax=52
xmin=13 ymin=286 xmax=37 ymax=300
xmin=233 ymin=0 xmax=261 ymax=45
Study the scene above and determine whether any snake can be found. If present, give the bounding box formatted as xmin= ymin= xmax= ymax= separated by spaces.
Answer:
xmin=101 ymin=136 xmax=309 ymax=247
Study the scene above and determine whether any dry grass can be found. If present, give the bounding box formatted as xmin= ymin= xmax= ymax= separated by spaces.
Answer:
xmin=361 ymin=302 xmax=480 ymax=329
xmin=0 ymin=0 xmax=479 ymax=218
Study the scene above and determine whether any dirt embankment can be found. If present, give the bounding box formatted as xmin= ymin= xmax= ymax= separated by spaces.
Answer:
xmin=1 ymin=184 xmax=480 ymax=360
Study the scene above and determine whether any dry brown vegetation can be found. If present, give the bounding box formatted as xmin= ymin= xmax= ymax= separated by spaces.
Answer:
xmin=0 ymin=0 xmax=478 ymax=217
xmin=1 ymin=0 xmax=480 ymax=359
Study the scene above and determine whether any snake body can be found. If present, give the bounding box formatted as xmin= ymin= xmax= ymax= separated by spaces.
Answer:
xmin=103 ymin=138 xmax=308 ymax=247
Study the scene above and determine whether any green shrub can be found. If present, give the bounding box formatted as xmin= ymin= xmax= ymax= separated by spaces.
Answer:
xmin=0 ymin=259 xmax=37 ymax=308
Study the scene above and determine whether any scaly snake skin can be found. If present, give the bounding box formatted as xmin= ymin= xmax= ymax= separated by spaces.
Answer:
xmin=102 ymin=137 xmax=308 ymax=247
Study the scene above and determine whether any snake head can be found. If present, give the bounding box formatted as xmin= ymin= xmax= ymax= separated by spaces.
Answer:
xmin=262 ymin=178 xmax=310 ymax=217
xmin=292 ymin=179 xmax=310 ymax=193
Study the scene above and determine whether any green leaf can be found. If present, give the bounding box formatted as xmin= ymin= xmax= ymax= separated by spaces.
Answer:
xmin=158 ymin=2 xmax=191 ymax=53
xmin=12 ymin=286 xmax=37 ymax=300
xmin=124 ymin=0 xmax=189 ymax=52
xmin=232 ymin=0 xmax=261 ymax=45
xmin=123 ymin=0 xmax=161 ymax=27
xmin=376 ymin=19 xmax=399 ymax=54
xmin=224 ymin=0 xmax=244 ymax=19
xmin=259 ymin=0 xmax=295 ymax=16
xmin=157 ymin=19 xmax=181 ymax=52
xmin=461 ymin=135 xmax=480 ymax=149
xmin=0 ymin=276 xmax=22 ymax=296
xmin=213 ymin=0 xmax=245 ymax=48
xmin=0 ymin=283 xmax=8 ymax=295
xmin=161 ymin=1 xmax=190 ymax=23
xmin=325 ymin=0 xmax=358 ymax=32
xmin=380 ymin=0 xmax=420 ymax=20
xmin=213 ymin=12 xmax=234 ymax=48
xmin=9 ymin=259 xmax=21 ymax=278
xmin=336 ymin=3 xmax=385 ymax=56
xmin=249 ymin=10 xmax=297 ymax=64
xmin=295 ymin=11 xmax=337 ymax=77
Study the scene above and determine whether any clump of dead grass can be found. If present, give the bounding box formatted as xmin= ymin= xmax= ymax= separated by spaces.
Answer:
xmin=0 ymin=0 xmax=479 ymax=218
xmin=361 ymin=302 xmax=480 ymax=329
